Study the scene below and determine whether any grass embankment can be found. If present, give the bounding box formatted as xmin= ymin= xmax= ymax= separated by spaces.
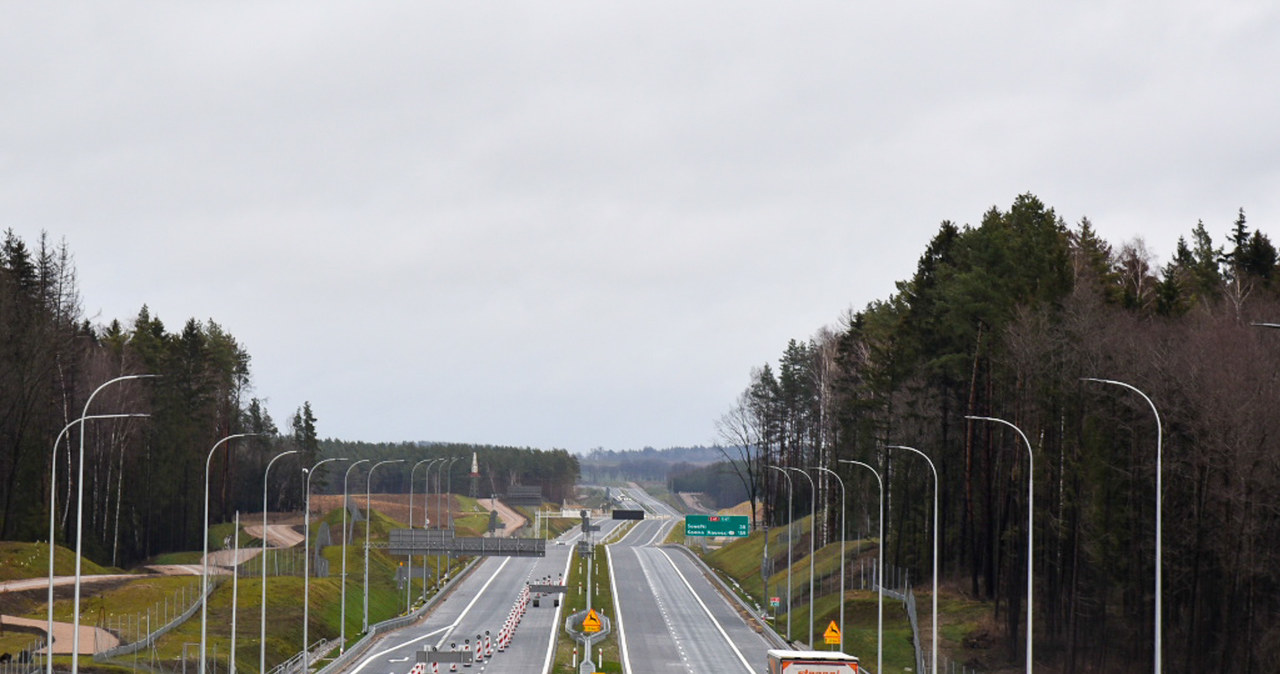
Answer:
xmin=691 ymin=510 xmax=991 ymax=673
xmin=10 ymin=495 xmax=477 ymax=673
xmin=0 ymin=540 xmax=113 ymax=581
xmin=550 ymin=523 xmax=632 ymax=674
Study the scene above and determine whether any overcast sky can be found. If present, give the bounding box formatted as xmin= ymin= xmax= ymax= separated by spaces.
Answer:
xmin=4 ymin=3 xmax=1278 ymax=452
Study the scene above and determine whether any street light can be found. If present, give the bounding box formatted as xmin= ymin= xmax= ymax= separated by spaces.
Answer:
xmin=407 ymin=457 xmax=435 ymax=612
xmin=424 ymin=457 xmax=445 ymax=595
xmin=839 ymin=459 xmax=883 ymax=674
xmin=72 ymin=373 xmax=157 ymax=674
xmin=812 ymin=466 xmax=845 ymax=652
xmin=260 ymin=449 xmax=299 ymax=674
xmin=202 ymin=433 xmax=261 ymax=674
xmin=443 ymin=457 xmax=461 ymax=530
xmin=303 ymin=456 xmax=346 ymax=672
xmin=887 ymin=445 xmax=938 ymax=674
xmin=436 ymin=457 xmax=460 ymax=584
xmin=340 ymin=459 xmax=369 ymax=653
xmin=364 ymin=459 xmax=404 ymax=633
xmin=766 ymin=466 xmax=794 ymax=642
xmin=966 ymin=416 xmax=1036 ymax=673
xmin=1081 ymin=378 xmax=1162 ymax=674
xmin=787 ymin=467 xmax=817 ymax=648
xmin=49 ymin=413 xmax=148 ymax=674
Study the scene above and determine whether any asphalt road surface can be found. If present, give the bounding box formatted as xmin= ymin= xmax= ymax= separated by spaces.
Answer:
xmin=610 ymin=488 xmax=772 ymax=674
xmin=342 ymin=522 xmax=621 ymax=674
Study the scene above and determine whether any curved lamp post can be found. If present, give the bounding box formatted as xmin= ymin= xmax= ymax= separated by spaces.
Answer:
xmin=364 ymin=459 xmax=404 ymax=632
xmin=812 ymin=466 xmax=845 ymax=652
xmin=72 ymin=373 xmax=157 ymax=674
xmin=766 ymin=465 xmax=794 ymax=642
xmin=787 ymin=467 xmax=817 ymax=648
xmin=443 ymin=457 xmax=461 ymax=530
xmin=839 ymin=459 xmax=883 ymax=674
xmin=1081 ymin=378 xmax=1162 ymax=674
xmin=260 ymin=449 xmax=299 ymax=674
xmin=420 ymin=458 xmax=445 ymax=596
xmin=887 ymin=445 xmax=938 ymax=674
xmin=423 ymin=458 xmax=443 ymax=593
xmin=406 ymin=458 xmax=435 ymax=612
xmin=49 ymin=413 xmax=148 ymax=674
xmin=339 ymin=459 xmax=369 ymax=653
xmin=967 ymin=416 xmax=1036 ymax=673
xmin=436 ymin=457 xmax=460 ymax=583
xmin=303 ymin=456 xmax=346 ymax=672
xmin=202 ymin=433 xmax=261 ymax=674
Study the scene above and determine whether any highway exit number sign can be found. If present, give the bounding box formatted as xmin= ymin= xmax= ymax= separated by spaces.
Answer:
xmin=684 ymin=514 xmax=749 ymax=537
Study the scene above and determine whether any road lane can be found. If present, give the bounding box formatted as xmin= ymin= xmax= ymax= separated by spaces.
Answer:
xmin=611 ymin=488 xmax=771 ymax=674
xmin=343 ymin=521 xmax=619 ymax=674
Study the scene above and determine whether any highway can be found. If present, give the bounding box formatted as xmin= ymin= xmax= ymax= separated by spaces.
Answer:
xmin=342 ymin=488 xmax=773 ymax=674
xmin=343 ymin=520 xmax=620 ymax=674
xmin=609 ymin=488 xmax=773 ymax=674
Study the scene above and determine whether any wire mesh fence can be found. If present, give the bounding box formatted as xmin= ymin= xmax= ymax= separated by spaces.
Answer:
xmin=0 ymin=636 xmax=44 ymax=674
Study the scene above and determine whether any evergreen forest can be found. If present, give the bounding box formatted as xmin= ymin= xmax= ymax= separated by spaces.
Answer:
xmin=722 ymin=195 xmax=1280 ymax=672
xmin=0 ymin=230 xmax=576 ymax=570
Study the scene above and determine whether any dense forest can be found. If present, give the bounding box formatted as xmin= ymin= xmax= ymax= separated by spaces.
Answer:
xmin=723 ymin=195 xmax=1280 ymax=673
xmin=579 ymin=445 xmax=722 ymax=483
xmin=315 ymin=439 xmax=579 ymax=505
xmin=0 ymin=230 xmax=577 ymax=569
xmin=0 ymin=229 xmax=320 ymax=566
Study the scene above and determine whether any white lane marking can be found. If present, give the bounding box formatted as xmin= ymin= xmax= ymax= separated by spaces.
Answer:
xmin=656 ymin=548 xmax=754 ymax=673
xmin=642 ymin=518 xmax=673 ymax=547
xmin=606 ymin=544 xmax=631 ymax=674
xmin=348 ymin=557 xmax=512 ymax=674
xmin=541 ymin=539 xmax=576 ymax=674
xmin=435 ymin=556 xmax=512 ymax=648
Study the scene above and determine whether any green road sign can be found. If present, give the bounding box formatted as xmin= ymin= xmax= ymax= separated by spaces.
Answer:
xmin=684 ymin=514 xmax=749 ymax=537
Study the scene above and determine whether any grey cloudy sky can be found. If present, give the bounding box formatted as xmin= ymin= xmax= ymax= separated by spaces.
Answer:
xmin=4 ymin=2 xmax=1278 ymax=452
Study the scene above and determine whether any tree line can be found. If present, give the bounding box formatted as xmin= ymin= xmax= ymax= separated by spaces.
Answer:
xmin=719 ymin=196 xmax=1280 ymax=673
xmin=0 ymin=230 xmax=577 ymax=569
xmin=0 ymin=229 xmax=325 ymax=566
xmin=315 ymin=439 xmax=579 ymax=505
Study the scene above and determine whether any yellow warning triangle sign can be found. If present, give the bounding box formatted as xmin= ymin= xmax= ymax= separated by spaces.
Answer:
xmin=823 ymin=620 xmax=841 ymax=644
xmin=583 ymin=609 xmax=602 ymax=633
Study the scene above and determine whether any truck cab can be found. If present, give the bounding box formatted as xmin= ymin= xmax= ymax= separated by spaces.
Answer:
xmin=767 ymin=649 xmax=860 ymax=674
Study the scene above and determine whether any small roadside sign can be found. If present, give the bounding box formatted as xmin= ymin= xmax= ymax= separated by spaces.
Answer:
xmin=770 ymin=596 xmax=781 ymax=608
xmin=582 ymin=609 xmax=602 ymax=633
xmin=823 ymin=620 xmax=841 ymax=645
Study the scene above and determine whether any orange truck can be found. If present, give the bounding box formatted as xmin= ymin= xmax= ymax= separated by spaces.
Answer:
xmin=766 ymin=649 xmax=860 ymax=674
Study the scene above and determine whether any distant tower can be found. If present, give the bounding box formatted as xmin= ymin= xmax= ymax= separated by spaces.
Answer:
xmin=469 ymin=452 xmax=480 ymax=499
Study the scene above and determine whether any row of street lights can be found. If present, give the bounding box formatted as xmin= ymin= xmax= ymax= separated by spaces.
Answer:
xmin=50 ymin=373 xmax=469 ymax=674
xmin=769 ymin=376 xmax=1162 ymax=674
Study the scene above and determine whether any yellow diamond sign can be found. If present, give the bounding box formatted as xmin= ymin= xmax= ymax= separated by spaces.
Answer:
xmin=583 ymin=609 xmax=602 ymax=633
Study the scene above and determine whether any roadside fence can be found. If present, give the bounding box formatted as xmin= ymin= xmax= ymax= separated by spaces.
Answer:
xmin=0 ymin=636 xmax=43 ymax=674
xmin=94 ymin=577 xmax=213 ymax=660
xmin=237 ymin=548 xmax=307 ymax=579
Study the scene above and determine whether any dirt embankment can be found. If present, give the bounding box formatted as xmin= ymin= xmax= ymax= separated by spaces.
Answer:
xmin=306 ymin=493 xmax=528 ymax=538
